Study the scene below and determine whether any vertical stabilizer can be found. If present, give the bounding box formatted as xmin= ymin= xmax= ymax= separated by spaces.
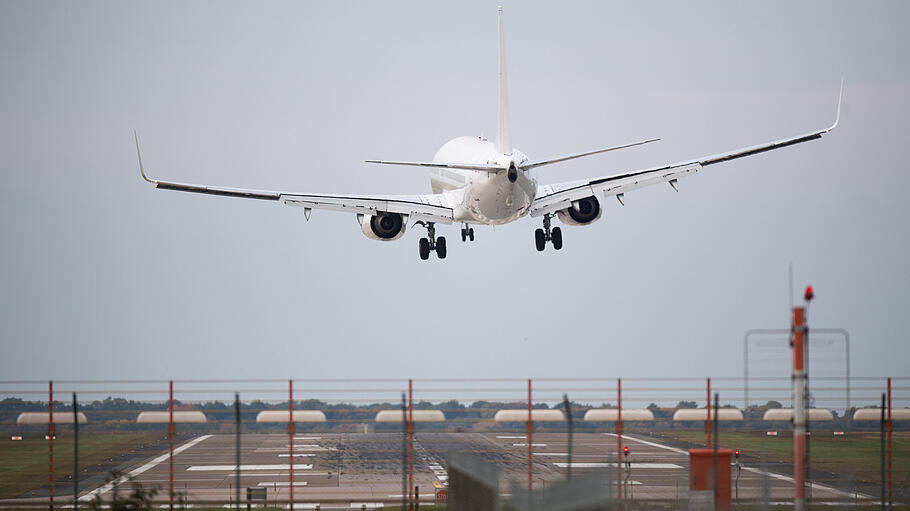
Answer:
xmin=495 ymin=6 xmax=511 ymax=156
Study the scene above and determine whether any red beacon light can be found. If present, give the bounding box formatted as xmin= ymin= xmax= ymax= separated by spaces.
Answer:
xmin=734 ymin=449 xmax=740 ymax=458
xmin=623 ymin=446 xmax=629 ymax=456
xmin=804 ymin=285 xmax=814 ymax=302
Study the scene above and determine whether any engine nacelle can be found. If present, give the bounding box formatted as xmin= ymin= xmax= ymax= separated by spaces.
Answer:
xmin=556 ymin=196 xmax=602 ymax=226
xmin=358 ymin=212 xmax=408 ymax=241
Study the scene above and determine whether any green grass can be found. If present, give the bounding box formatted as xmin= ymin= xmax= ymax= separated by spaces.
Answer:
xmin=0 ymin=432 xmax=165 ymax=498
xmin=656 ymin=430 xmax=910 ymax=484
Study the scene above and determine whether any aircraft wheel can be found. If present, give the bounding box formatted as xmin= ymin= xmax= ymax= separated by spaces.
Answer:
xmin=436 ymin=236 xmax=447 ymax=259
xmin=551 ymin=227 xmax=563 ymax=250
xmin=461 ymin=228 xmax=467 ymax=242
xmin=419 ymin=238 xmax=430 ymax=260
xmin=534 ymin=228 xmax=546 ymax=252
xmin=468 ymin=228 xmax=474 ymax=241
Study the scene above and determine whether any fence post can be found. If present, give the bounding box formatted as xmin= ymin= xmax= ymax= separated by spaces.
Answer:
xmin=887 ymin=377 xmax=892 ymax=510
xmin=563 ymin=394 xmax=573 ymax=481
xmin=169 ymin=381 xmax=174 ymax=511
xmin=881 ymin=394 xmax=886 ymax=511
xmin=73 ymin=393 xmax=78 ymax=511
xmin=49 ymin=380 xmax=54 ymax=511
xmin=527 ymin=379 xmax=533 ymax=492
xmin=408 ymin=379 xmax=414 ymax=511
xmin=616 ymin=378 xmax=623 ymax=499
xmin=401 ymin=393 xmax=407 ymax=511
xmin=289 ymin=379 xmax=295 ymax=511
xmin=713 ymin=393 xmax=719 ymax=511
xmin=235 ymin=393 xmax=241 ymax=511
xmin=706 ymin=378 xmax=712 ymax=447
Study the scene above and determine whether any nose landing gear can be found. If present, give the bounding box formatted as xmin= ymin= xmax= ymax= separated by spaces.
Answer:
xmin=415 ymin=221 xmax=446 ymax=260
xmin=534 ymin=213 xmax=562 ymax=252
xmin=460 ymin=223 xmax=475 ymax=242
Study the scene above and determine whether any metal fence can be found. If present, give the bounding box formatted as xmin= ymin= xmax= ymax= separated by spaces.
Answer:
xmin=0 ymin=376 xmax=907 ymax=509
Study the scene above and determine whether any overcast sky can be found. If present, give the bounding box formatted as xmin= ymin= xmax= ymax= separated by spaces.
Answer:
xmin=1 ymin=1 xmax=908 ymax=402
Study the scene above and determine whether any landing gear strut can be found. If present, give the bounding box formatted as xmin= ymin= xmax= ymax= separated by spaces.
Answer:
xmin=460 ymin=223 xmax=475 ymax=242
xmin=416 ymin=221 xmax=446 ymax=260
xmin=534 ymin=213 xmax=562 ymax=252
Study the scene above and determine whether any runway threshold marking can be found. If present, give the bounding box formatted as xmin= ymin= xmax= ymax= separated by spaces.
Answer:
xmin=553 ymin=462 xmax=681 ymax=469
xmin=78 ymin=434 xmax=213 ymax=501
xmin=257 ymin=482 xmax=308 ymax=486
xmin=187 ymin=464 xmax=313 ymax=471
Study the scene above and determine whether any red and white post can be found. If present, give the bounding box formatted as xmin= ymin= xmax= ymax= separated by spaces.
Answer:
xmin=616 ymin=378 xmax=623 ymax=500
xmin=527 ymin=379 xmax=533 ymax=492
xmin=792 ymin=306 xmax=807 ymax=511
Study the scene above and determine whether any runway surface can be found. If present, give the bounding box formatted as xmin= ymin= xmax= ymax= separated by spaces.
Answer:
xmin=8 ymin=431 xmax=872 ymax=509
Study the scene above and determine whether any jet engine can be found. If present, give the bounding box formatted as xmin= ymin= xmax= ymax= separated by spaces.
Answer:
xmin=359 ymin=212 xmax=408 ymax=241
xmin=556 ymin=196 xmax=601 ymax=226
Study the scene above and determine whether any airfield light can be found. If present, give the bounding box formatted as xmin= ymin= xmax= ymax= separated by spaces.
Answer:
xmin=735 ymin=449 xmax=740 ymax=458
xmin=804 ymin=285 xmax=814 ymax=302
xmin=623 ymin=446 xmax=629 ymax=456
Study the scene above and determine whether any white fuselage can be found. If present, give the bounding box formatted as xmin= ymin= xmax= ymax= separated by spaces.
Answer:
xmin=429 ymin=136 xmax=535 ymax=225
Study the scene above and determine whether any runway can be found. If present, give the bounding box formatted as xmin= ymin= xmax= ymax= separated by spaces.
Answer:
xmin=8 ymin=431 xmax=872 ymax=509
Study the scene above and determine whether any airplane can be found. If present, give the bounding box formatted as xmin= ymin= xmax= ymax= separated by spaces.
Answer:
xmin=134 ymin=7 xmax=842 ymax=260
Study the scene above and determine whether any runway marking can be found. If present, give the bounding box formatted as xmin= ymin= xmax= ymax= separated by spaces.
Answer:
xmin=532 ymin=453 xmax=568 ymax=456
xmin=257 ymin=482 xmax=308 ymax=487
xmin=294 ymin=436 xmax=321 ymax=440
xmin=512 ymin=443 xmax=546 ymax=447
xmin=496 ymin=435 xmax=527 ymax=439
xmin=740 ymin=467 xmax=869 ymax=499
xmin=78 ymin=434 xmax=213 ymax=501
xmin=223 ymin=472 xmax=330 ymax=477
xmin=603 ymin=433 xmax=688 ymax=455
xmin=187 ymin=464 xmax=312 ymax=471
xmin=278 ymin=454 xmax=316 ymax=457
xmin=553 ymin=462 xmax=681 ymax=469
xmin=605 ymin=433 xmax=870 ymax=500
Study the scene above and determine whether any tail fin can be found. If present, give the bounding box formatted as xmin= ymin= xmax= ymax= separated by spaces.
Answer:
xmin=495 ymin=6 xmax=511 ymax=156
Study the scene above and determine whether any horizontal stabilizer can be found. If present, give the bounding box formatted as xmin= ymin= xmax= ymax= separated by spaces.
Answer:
xmin=521 ymin=138 xmax=660 ymax=170
xmin=365 ymin=160 xmax=503 ymax=172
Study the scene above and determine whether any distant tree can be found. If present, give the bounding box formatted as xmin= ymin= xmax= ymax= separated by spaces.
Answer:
xmin=676 ymin=401 xmax=698 ymax=409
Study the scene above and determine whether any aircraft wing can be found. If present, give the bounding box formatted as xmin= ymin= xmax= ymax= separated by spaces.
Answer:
xmin=135 ymin=133 xmax=454 ymax=225
xmin=530 ymin=88 xmax=842 ymax=218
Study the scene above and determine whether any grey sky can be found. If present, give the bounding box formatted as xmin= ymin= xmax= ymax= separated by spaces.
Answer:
xmin=1 ymin=1 xmax=908 ymax=386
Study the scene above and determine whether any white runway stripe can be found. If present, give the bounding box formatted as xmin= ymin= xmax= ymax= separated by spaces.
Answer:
xmin=187 ymin=464 xmax=312 ymax=471
xmin=79 ymin=435 xmax=213 ymax=501
xmin=553 ymin=462 xmax=681 ymax=469
xmin=257 ymin=482 xmax=308 ymax=487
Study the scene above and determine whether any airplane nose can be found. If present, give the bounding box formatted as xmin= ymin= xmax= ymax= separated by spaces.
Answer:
xmin=507 ymin=162 xmax=518 ymax=182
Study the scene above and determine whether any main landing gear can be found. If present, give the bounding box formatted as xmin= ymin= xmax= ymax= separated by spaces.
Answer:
xmin=534 ymin=213 xmax=562 ymax=252
xmin=415 ymin=221 xmax=446 ymax=260
xmin=461 ymin=223 xmax=475 ymax=242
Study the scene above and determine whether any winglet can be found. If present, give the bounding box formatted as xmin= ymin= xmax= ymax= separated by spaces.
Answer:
xmin=133 ymin=130 xmax=157 ymax=184
xmin=826 ymin=79 xmax=844 ymax=133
